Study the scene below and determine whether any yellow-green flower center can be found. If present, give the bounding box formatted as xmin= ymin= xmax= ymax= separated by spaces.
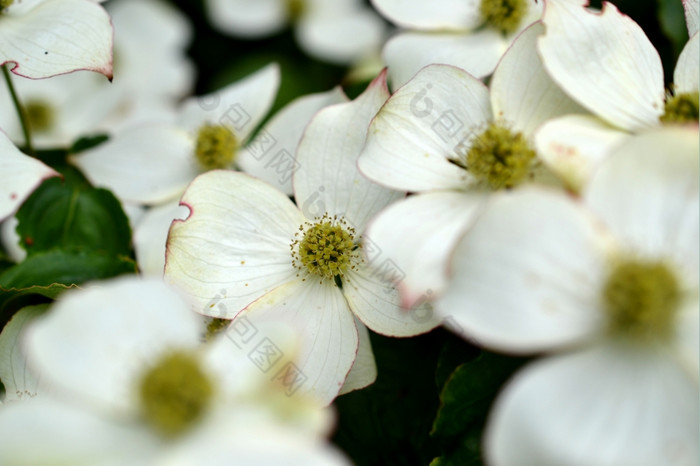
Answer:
xmin=291 ymin=215 xmax=358 ymax=282
xmin=205 ymin=317 xmax=229 ymax=342
xmin=285 ymin=0 xmax=306 ymax=21
xmin=480 ymin=0 xmax=527 ymax=34
xmin=603 ymin=258 xmax=680 ymax=342
xmin=138 ymin=350 xmax=214 ymax=437
xmin=194 ymin=124 xmax=237 ymax=170
xmin=0 ymin=0 xmax=13 ymax=11
xmin=25 ymin=99 xmax=54 ymax=133
xmin=660 ymin=91 xmax=699 ymax=124
xmin=462 ymin=123 xmax=536 ymax=190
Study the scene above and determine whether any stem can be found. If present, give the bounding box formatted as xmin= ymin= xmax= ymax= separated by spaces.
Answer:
xmin=2 ymin=64 xmax=34 ymax=156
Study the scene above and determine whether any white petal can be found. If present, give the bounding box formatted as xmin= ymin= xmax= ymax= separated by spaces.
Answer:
xmin=133 ymin=202 xmax=190 ymax=276
xmin=165 ymin=171 xmax=305 ymax=317
xmin=24 ymin=276 xmax=202 ymax=413
xmin=365 ymin=191 xmax=485 ymax=308
xmin=294 ymin=70 xmax=401 ymax=232
xmin=338 ymin=318 xmax=376 ymax=395
xmin=178 ymin=63 xmax=280 ymax=143
xmin=371 ymin=0 xmax=481 ymax=30
xmin=684 ymin=0 xmax=699 ymax=36
xmin=490 ymin=22 xmax=587 ymax=136
xmin=0 ymin=132 xmax=58 ymax=221
xmin=436 ymin=188 xmax=609 ymax=353
xmin=674 ymin=32 xmax=699 ymax=94
xmin=358 ymin=64 xmax=490 ymax=192
xmin=538 ymin=0 xmax=664 ymax=131
xmin=584 ymin=126 xmax=699 ymax=269
xmin=534 ymin=114 xmax=630 ymax=192
xmin=383 ymin=30 xmax=505 ymax=89
xmin=0 ymin=215 xmax=26 ymax=262
xmin=486 ymin=344 xmax=699 ymax=466
xmin=674 ymin=297 xmax=700 ymax=379
xmin=0 ymin=0 xmax=113 ymax=79
xmin=238 ymin=279 xmax=359 ymax=405
xmin=343 ymin=266 xmax=442 ymax=337
xmin=205 ymin=0 xmax=287 ymax=37
xmin=0 ymin=397 xmax=156 ymax=466
xmin=0 ymin=305 xmax=46 ymax=401
xmin=238 ymin=87 xmax=348 ymax=196
xmin=296 ymin=8 xmax=385 ymax=65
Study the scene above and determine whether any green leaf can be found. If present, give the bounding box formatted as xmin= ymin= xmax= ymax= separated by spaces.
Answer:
xmin=15 ymin=176 xmax=132 ymax=257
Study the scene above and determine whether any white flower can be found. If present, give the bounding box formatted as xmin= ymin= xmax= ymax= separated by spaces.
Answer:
xmin=372 ymin=0 xmax=543 ymax=88
xmin=435 ymin=126 xmax=699 ymax=464
xmin=0 ymin=0 xmax=195 ymax=148
xmin=0 ymin=0 xmax=112 ymax=79
xmin=165 ymin=71 xmax=441 ymax=404
xmin=534 ymin=0 xmax=699 ymax=189
xmin=0 ymin=130 xmax=57 ymax=221
xmin=0 ymin=276 xmax=347 ymax=465
xmin=357 ymin=24 xmax=582 ymax=308
xmin=204 ymin=0 xmax=385 ymax=65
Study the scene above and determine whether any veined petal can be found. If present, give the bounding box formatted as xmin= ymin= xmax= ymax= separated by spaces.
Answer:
xmin=343 ymin=266 xmax=442 ymax=337
xmin=178 ymin=63 xmax=280 ymax=143
xmin=684 ymin=0 xmax=699 ymax=36
xmin=0 ymin=132 xmax=58 ymax=221
xmin=238 ymin=87 xmax=348 ymax=196
xmin=584 ymin=126 xmax=699 ymax=270
xmin=24 ymin=276 xmax=202 ymax=414
xmin=534 ymin=114 xmax=630 ymax=192
xmin=338 ymin=318 xmax=377 ymax=395
xmin=365 ymin=191 xmax=486 ymax=308
xmin=485 ymin=344 xmax=699 ymax=466
xmin=165 ymin=171 xmax=305 ymax=317
xmin=70 ymin=124 xmax=198 ymax=205
xmin=371 ymin=0 xmax=481 ymax=30
xmin=538 ymin=0 xmax=664 ymax=131
xmin=0 ymin=305 xmax=46 ymax=402
xmin=436 ymin=188 xmax=610 ymax=353
xmin=674 ymin=33 xmax=699 ymax=94
xmin=133 ymin=201 xmax=190 ymax=276
xmin=294 ymin=70 xmax=401 ymax=232
xmin=358 ymin=64 xmax=491 ymax=193
xmin=0 ymin=397 xmax=157 ymax=466
xmin=205 ymin=0 xmax=287 ymax=38
xmin=383 ymin=30 xmax=505 ymax=89
xmin=238 ymin=279 xmax=359 ymax=405
xmin=491 ymin=22 xmax=586 ymax=136
xmin=0 ymin=0 xmax=113 ymax=79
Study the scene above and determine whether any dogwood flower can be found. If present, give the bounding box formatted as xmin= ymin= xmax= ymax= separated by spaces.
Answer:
xmin=165 ymin=71 xmax=441 ymax=404
xmin=372 ymin=0 xmax=543 ymax=88
xmin=435 ymin=126 xmax=699 ymax=464
xmin=357 ymin=23 xmax=583 ymax=308
xmin=0 ymin=276 xmax=347 ymax=465
xmin=534 ymin=0 xmax=699 ymax=189
xmin=0 ymin=0 xmax=195 ymax=148
xmin=204 ymin=0 xmax=385 ymax=65
xmin=0 ymin=131 xmax=57 ymax=221
xmin=0 ymin=0 xmax=112 ymax=79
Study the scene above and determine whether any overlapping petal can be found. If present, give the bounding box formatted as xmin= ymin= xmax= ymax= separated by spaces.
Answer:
xmin=0 ymin=305 xmax=45 ymax=402
xmin=674 ymin=33 xmax=699 ymax=94
xmin=371 ymin=0 xmax=481 ymax=30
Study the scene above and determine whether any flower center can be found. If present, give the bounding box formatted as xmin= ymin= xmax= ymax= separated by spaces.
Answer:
xmin=660 ymin=91 xmax=699 ymax=124
xmin=602 ymin=257 xmax=680 ymax=342
xmin=25 ymin=99 xmax=55 ymax=133
xmin=480 ymin=0 xmax=527 ymax=34
xmin=138 ymin=350 xmax=214 ymax=437
xmin=461 ymin=123 xmax=536 ymax=190
xmin=194 ymin=124 xmax=237 ymax=170
xmin=291 ymin=214 xmax=359 ymax=282
xmin=0 ymin=0 xmax=13 ymax=11
xmin=205 ymin=317 xmax=229 ymax=342
xmin=285 ymin=0 xmax=306 ymax=21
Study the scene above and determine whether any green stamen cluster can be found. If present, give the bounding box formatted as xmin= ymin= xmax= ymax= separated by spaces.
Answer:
xmin=291 ymin=214 xmax=358 ymax=282
xmin=138 ymin=351 xmax=214 ymax=437
xmin=480 ymin=0 xmax=527 ymax=34
xmin=285 ymin=0 xmax=306 ymax=21
xmin=0 ymin=0 xmax=13 ymax=11
xmin=660 ymin=91 xmax=699 ymax=124
xmin=25 ymin=99 xmax=54 ymax=133
xmin=603 ymin=258 xmax=680 ymax=342
xmin=464 ymin=123 xmax=536 ymax=190
xmin=194 ymin=124 xmax=237 ymax=170
xmin=205 ymin=317 xmax=229 ymax=342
